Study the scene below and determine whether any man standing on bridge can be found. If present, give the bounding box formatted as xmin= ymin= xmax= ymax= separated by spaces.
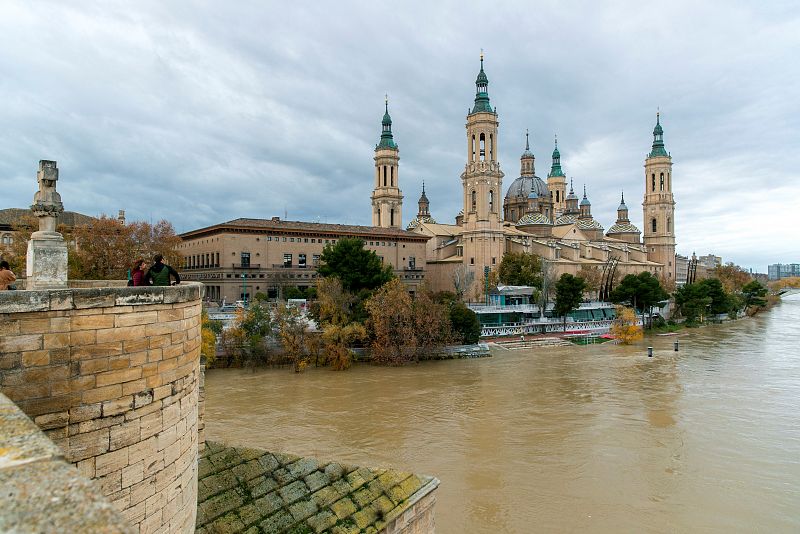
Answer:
xmin=144 ymin=254 xmax=180 ymax=286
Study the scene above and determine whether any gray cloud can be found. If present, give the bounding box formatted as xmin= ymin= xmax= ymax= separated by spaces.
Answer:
xmin=1 ymin=0 xmax=798 ymax=271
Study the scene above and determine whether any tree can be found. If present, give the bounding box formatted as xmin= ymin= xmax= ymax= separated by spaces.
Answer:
xmin=578 ymin=265 xmax=603 ymax=300
xmin=697 ymin=278 xmax=729 ymax=315
xmin=317 ymin=237 xmax=393 ymax=292
xmin=609 ymin=272 xmax=669 ymax=327
xmin=322 ymin=323 xmax=366 ymax=371
xmin=610 ymin=306 xmax=643 ymax=344
xmin=314 ymin=276 xmax=367 ymax=370
xmin=412 ymin=288 xmax=457 ymax=358
xmin=553 ymin=273 xmax=586 ymax=331
xmin=238 ymin=301 xmax=274 ymax=368
xmin=452 ymin=264 xmax=475 ymax=300
xmin=365 ymin=279 xmax=417 ymax=364
xmin=711 ymin=262 xmax=752 ymax=294
xmin=497 ymin=252 xmax=542 ymax=288
xmin=275 ymin=303 xmax=309 ymax=372
xmin=674 ymin=283 xmax=712 ymax=325
xmin=200 ymin=309 xmax=218 ymax=367
xmin=449 ymin=301 xmax=481 ymax=344
xmin=742 ymin=280 xmax=768 ymax=315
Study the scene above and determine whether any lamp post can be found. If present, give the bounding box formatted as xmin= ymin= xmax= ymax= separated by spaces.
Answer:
xmin=241 ymin=273 xmax=246 ymax=306
xmin=484 ymin=266 xmax=490 ymax=306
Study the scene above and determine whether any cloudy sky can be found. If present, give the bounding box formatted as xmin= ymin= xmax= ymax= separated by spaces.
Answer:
xmin=1 ymin=1 xmax=798 ymax=271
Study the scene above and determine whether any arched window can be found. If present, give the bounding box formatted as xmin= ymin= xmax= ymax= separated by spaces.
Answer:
xmin=556 ymin=190 xmax=560 ymax=202
xmin=652 ymin=173 xmax=656 ymax=192
xmin=651 ymin=218 xmax=657 ymax=233
xmin=390 ymin=208 xmax=395 ymax=227
xmin=471 ymin=190 xmax=477 ymax=211
xmin=667 ymin=217 xmax=671 ymax=232
xmin=489 ymin=133 xmax=494 ymax=161
xmin=471 ymin=135 xmax=476 ymax=161
xmin=488 ymin=190 xmax=494 ymax=212
xmin=391 ymin=166 xmax=394 ymax=187
xmin=479 ymin=133 xmax=486 ymax=161
xmin=660 ymin=173 xmax=664 ymax=191
xmin=383 ymin=166 xmax=387 ymax=187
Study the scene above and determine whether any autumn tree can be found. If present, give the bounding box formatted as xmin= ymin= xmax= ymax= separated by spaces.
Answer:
xmin=711 ymin=262 xmax=753 ymax=294
xmin=365 ymin=279 xmax=417 ymax=364
xmin=200 ymin=309 xmax=219 ymax=367
xmin=497 ymin=252 xmax=541 ymax=288
xmin=610 ymin=306 xmax=643 ymax=344
xmin=578 ymin=265 xmax=603 ymax=300
xmin=220 ymin=301 xmax=274 ymax=368
xmin=314 ymin=276 xmax=366 ymax=370
xmin=412 ymin=288 xmax=457 ymax=358
xmin=553 ymin=273 xmax=587 ymax=331
xmin=275 ymin=303 xmax=309 ymax=372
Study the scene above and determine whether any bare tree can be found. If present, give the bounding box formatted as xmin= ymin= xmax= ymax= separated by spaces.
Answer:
xmin=452 ymin=264 xmax=475 ymax=300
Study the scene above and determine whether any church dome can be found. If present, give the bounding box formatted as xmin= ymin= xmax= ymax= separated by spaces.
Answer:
xmin=576 ymin=218 xmax=604 ymax=231
xmin=505 ymin=175 xmax=549 ymax=201
xmin=517 ymin=212 xmax=552 ymax=226
xmin=555 ymin=213 xmax=578 ymax=225
xmin=607 ymin=221 xmax=640 ymax=235
xmin=407 ymin=214 xmax=437 ymax=230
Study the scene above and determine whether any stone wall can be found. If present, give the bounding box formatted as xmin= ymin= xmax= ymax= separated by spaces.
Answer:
xmin=0 ymin=391 xmax=133 ymax=533
xmin=0 ymin=283 xmax=203 ymax=533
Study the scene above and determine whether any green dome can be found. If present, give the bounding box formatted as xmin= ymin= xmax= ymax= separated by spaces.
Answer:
xmin=648 ymin=112 xmax=668 ymax=158
xmin=471 ymin=55 xmax=493 ymax=114
xmin=377 ymin=99 xmax=397 ymax=150
xmin=548 ymin=135 xmax=565 ymax=178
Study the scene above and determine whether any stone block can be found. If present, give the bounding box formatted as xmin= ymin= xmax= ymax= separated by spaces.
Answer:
xmin=73 ymin=289 xmax=116 ymax=309
xmin=129 ymin=478 xmax=156 ymax=506
xmin=23 ymin=364 xmax=68 ymax=384
xmin=258 ymin=510 xmax=294 ymax=533
xmin=279 ymin=480 xmax=309 ymax=505
xmin=207 ymin=512 xmax=244 ymax=534
xmin=70 ymin=403 xmax=102 ymax=423
xmin=33 ymin=410 xmax=69 ymax=430
xmin=49 ymin=290 xmax=73 ymax=311
xmin=231 ymin=459 xmax=264 ymax=484
xmin=96 ymin=367 xmax=142 ymax=387
xmin=102 ymin=395 xmax=133 ymax=417
xmin=18 ymin=317 xmax=51 ymax=334
xmin=72 ymin=342 xmax=123 ymax=360
xmin=82 ymin=384 xmax=123 ymax=404
xmin=70 ymin=329 xmax=96 ymax=345
xmin=0 ymin=317 xmax=20 ymax=335
xmin=0 ymin=334 xmax=43 ymax=352
xmin=22 ymin=350 xmax=50 ymax=367
xmin=115 ymin=311 xmax=159 ymax=327
xmin=200 ymin=470 xmax=238 ymax=498
xmin=96 ymin=447 xmax=130 ymax=477
xmin=110 ymin=419 xmax=141 ymax=450
xmin=287 ymin=457 xmax=319 ymax=480
xmin=140 ymin=411 xmax=163 ymax=440
xmin=71 ymin=314 xmax=115 ymax=330
xmin=69 ymin=428 xmax=110 ymax=462
xmin=304 ymin=470 xmax=330 ymax=493
xmin=42 ymin=332 xmax=70 ymax=349
xmin=307 ymin=510 xmax=337 ymax=533
xmin=80 ymin=357 xmax=109 ymax=374
xmin=123 ymin=337 xmax=150 ymax=353
xmin=96 ymin=325 xmax=147 ymax=344
xmin=157 ymin=309 xmax=183 ymax=322
xmin=133 ymin=388 xmax=153 ymax=407
xmin=200 ymin=490 xmax=244 ymax=524
xmin=249 ymin=476 xmax=278 ymax=499
xmin=128 ymin=436 xmax=157 ymax=465
xmin=324 ymin=464 xmax=345 ymax=482
xmin=352 ymin=506 xmax=378 ymax=530
xmin=289 ymin=498 xmax=318 ymax=522
xmin=49 ymin=316 xmax=71 ymax=332
xmin=311 ymin=485 xmax=340 ymax=508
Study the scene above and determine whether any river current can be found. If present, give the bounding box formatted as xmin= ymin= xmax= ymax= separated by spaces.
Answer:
xmin=205 ymin=296 xmax=800 ymax=533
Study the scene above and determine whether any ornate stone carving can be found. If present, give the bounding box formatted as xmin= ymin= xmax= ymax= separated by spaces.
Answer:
xmin=26 ymin=160 xmax=68 ymax=289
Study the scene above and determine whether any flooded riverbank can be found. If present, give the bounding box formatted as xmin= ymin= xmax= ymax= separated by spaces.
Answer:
xmin=205 ymin=297 xmax=800 ymax=533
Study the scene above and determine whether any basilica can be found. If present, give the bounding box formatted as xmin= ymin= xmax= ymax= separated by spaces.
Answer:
xmin=371 ymin=55 xmax=677 ymax=297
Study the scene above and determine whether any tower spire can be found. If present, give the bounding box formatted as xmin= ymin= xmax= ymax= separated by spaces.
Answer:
xmin=649 ymin=110 xmax=668 ymax=157
xmin=549 ymin=134 xmax=564 ymax=178
xmin=377 ymin=96 xmax=396 ymax=149
xmin=471 ymin=51 xmax=492 ymax=114
xmin=525 ymin=129 xmax=530 ymax=151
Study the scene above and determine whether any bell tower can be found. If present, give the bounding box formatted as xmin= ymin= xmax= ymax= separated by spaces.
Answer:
xmin=547 ymin=135 xmax=567 ymax=216
xmin=371 ymin=96 xmax=403 ymax=228
xmin=461 ymin=53 xmax=505 ymax=291
xmin=642 ymin=112 xmax=676 ymax=281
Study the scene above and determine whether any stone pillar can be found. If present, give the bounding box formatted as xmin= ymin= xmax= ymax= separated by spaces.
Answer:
xmin=26 ymin=160 xmax=68 ymax=290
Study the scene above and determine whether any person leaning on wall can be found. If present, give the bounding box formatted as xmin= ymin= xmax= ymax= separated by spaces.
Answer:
xmin=0 ymin=260 xmax=17 ymax=290
xmin=144 ymin=254 xmax=180 ymax=286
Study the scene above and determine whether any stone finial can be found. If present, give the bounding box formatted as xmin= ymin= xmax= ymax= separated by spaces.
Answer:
xmin=27 ymin=160 xmax=68 ymax=289
xmin=31 ymin=160 xmax=64 ymax=235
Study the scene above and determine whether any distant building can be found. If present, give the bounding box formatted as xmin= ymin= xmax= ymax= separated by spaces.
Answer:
xmin=675 ymin=253 xmax=689 ymax=286
xmin=0 ymin=207 xmax=95 ymax=250
xmin=697 ymin=254 xmax=722 ymax=270
xmin=178 ymin=218 xmax=429 ymax=303
xmin=768 ymin=263 xmax=800 ymax=281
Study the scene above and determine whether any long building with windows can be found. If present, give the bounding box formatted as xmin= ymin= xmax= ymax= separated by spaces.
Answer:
xmin=178 ymin=218 xmax=428 ymax=303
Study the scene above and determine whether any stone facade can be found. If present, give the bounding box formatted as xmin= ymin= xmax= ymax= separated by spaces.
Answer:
xmin=178 ymin=219 xmax=429 ymax=303
xmin=0 ymin=282 xmax=203 ymax=533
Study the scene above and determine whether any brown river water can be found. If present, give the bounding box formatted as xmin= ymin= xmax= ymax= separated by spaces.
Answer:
xmin=205 ymin=296 xmax=800 ymax=533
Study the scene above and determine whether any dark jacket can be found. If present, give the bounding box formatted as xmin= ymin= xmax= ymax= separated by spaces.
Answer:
xmin=144 ymin=262 xmax=180 ymax=286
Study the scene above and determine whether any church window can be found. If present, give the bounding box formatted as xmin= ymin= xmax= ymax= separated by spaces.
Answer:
xmin=556 ymin=190 xmax=560 ymax=202
xmin=489 ymin=190 xmax=494 ymax=212
xmin=651 ymin=218 xmax=657 ymax=233
xmin=489 ymin=134 xmax=494 ymax=161
xmin=660 ymin=173 xmax=664 ymax=191
xmin=391 ymin=166 xmax=394 ymax=187
xmin=667 ymin=217 xmax=671 ymax=232
xmin=511 ymin=208 xmax=515 ymax=221
xmin=652 ymin=173 xmax=656 ymax=191
xmin=479 ymin=133 xmax=486 ymax=161
xmin=383 ymin=166 xmax=387 ymax=187
xmin=470 ymin=257 xmax=475 ymax=265
xmin=492 ymin=257 xmax=496 ymax=265
xmin=471 ymin=190 xmax=477 ymax=211
xmin=390 ymin=208 xmax=395 ymax=227
xmin=471 ymin=135 xmax=476 ymax=161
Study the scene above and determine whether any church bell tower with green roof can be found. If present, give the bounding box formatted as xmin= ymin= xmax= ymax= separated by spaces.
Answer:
xmin=643 ymin=112 xmax=676 ymax=283
xmin=371 ymin=96 xmax=403 ymax=228
xmin=547 ymin=135 xmax=568 ymax=216
xmin=460 ymin=53 xmax=505 ymax=298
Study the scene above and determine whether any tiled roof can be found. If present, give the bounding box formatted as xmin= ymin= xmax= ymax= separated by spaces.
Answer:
xmin=406 ymin=215 xmax=437 ymax=230
xmin=197 ymin=442 xmax=437 ymax=534
xmin=554 ymin=213 xmax=578 ymax=225
xmin=607 ymin=222 xmax=640 ymax=234
xmin=181 ymin=218 xmax=429 ymax=241
xmin=516 ymin=212 xmax=552 ymax=226
xmin=576 ymin=218 xmax=604 ymax=231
